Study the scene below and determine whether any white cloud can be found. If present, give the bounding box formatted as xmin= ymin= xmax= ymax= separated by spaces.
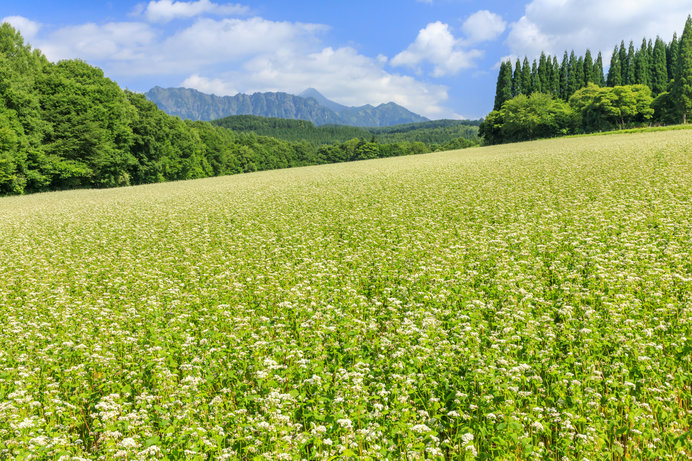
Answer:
xmin=37 ymin=22 xmax=156 ymax=62
xmin=461 ymin=10 xmax=506 ymax=43
xmin=161 ymin=17 xmax=326 ymax=65
xmin=2 ymin=16 xmax=41 ymax=41
xmin=507 ymin=0 xmax=692 ymax=59
xmin=26 ymin=15 xmax=454 ymax=118
xmin=391 ymin=21 xmax=483 ymax=77
xmin=181 ymin=74 xmax=237 ymax=95
xmin=141 ymin=0 xmax=248 ymax=23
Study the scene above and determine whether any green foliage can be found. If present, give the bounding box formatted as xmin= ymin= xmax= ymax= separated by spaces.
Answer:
xmin=482 ymin=84 xmax=655 ymax=144
xmin=651 ymin=92 xmax=682 ymax=125
xmin=211 ymin=115 xmax=480 ymax=149
xmin=671 ymin=15 xmax=692 ymax=123
xmin=490 ymin=16 xmax=691 ymax=132
xmin=652 ymin=37 xmax=670 ymax=95
xmin=493 ymin=61 xmax=513 ymax=110
xmin=480 ymin=93 xmax=577 ymax=144
xmin=570 ymin=84 xmax=654 ymax=131
xmin=37 ymin=59 xmax=138 ymax=189
xmin=607 ymin=46 xmax=623 ymax=86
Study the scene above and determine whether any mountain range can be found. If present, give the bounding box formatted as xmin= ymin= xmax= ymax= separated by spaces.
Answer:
xmin=145 ymin=87 xmax=429 ymax=127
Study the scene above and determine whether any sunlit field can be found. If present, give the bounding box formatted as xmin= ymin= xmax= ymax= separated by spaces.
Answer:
xmin=0 ymin=131 xmax=690 ymax=460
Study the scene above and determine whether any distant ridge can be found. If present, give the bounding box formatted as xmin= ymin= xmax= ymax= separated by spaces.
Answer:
xmin=146 ymin=87 xmax=429 ymax=127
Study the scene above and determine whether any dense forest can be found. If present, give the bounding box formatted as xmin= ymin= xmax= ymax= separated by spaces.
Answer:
xmin=0 ymin=24 xmax=476 ymax=196
xmin=482 ymin=16 xmax=692 ymax=144
xmin=211 ymin=116 xmax=479 ymax=147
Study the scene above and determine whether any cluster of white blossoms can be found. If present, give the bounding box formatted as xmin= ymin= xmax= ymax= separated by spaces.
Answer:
xmin=0 ymin=130 xmax=690 ymax=459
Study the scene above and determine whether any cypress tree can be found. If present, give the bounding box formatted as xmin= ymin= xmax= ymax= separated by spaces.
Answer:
xmin=512 ymin=58 xmax=522 ymax=97
xmin=625 ymin=41 xmax=636 ymax=84
xmin=634 ymin=38 xmax=651 ymax=86
xmin=538 ymin=52 xmax=549 ymax=93
xmin=651 ymin=37 xmax=668 ymax=95
xmin=575 ymin=56 xmax=585 ymax=90
xmin=531 ymin=59 xmax=540 ymax=93
xmin=668 ymin=33 xmax=679 ymax=82
xmin=567 ymin=51 xmax=578 ymax=97
xmin=595 ymin=52 xmax=606 ymax=86
xmin=552 ymin=56 xmax=560 ymax=96
xmin=493 ymin=60 xmax=513 ymax=110
xmin=544 ymin=54 xmax=553 ymax=95
xmin=584 ymin=49 xmax=594 ymax=85
xmin=608 ymin=46 xmax=622 ymax=86
xmin=618 ymin=41 xmax=628 ymax=83
xmin=672 ymin=15 xmax=692 ymax=123
xmin=560 ymin=51 xmax=569 ymax=99
xmin=522 ymin=57 xmax=532 ymax=95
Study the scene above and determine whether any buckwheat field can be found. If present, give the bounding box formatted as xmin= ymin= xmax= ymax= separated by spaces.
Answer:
xmin=0 ymin=130 xmax=690 ymax=460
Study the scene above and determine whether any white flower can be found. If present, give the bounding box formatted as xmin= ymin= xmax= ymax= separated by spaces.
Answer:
xmin=337 ymin=418 xmax=353 ymax=429
xmin=120 ymin=437 xmax=139 ymax=449
xmin=411 ymin=424 xmax=431 ymax=433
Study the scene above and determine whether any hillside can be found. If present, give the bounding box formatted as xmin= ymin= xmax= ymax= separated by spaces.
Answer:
xmin=1 ymin=130 xmax=690 ymax=459
xmin=146 ymin=86 xmax=429 ymax=127
xmin=210 ymin=115 xmax=480 ymax=146
xmin=0 ymin=24 xmax=472 ymax=197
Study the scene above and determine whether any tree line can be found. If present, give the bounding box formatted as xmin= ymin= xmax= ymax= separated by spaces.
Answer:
xmin=483 ymin=16 xmax=692 ymax=144
xmin=0 ymin=24 xmax=477 ymax=196
xmin=210 ymin=115 xmax=479 ymax=147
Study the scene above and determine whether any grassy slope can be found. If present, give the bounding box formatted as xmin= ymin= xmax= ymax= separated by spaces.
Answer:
xmin=0 ymin=131 xmax=690 ymax=459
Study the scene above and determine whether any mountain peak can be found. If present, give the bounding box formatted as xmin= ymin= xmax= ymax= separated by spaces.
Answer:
xmin=299 ymin=88 xmax=348 ymax=113
xmin=299 ymin=88 xmax=324 ymax=99
xmin=146 ymin=87 xmax=429 ymax=127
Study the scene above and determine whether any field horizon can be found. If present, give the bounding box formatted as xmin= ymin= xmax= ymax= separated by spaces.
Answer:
xmin=1 ymin=129 xmax=690 ymax=459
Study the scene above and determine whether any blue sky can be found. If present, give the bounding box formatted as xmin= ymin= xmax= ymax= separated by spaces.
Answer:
xmin=2 ymin=1 xmax=691 ymax=119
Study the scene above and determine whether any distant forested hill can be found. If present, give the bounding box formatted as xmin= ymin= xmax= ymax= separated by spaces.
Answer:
xmin=211 ymin=116 xmax=480 ymax=146
xmin=146 ymin=86 xmax=429 ymax=127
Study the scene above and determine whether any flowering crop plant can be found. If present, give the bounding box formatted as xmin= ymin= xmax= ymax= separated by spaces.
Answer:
xmin=0 ymin=130 xmax=690 ymax=460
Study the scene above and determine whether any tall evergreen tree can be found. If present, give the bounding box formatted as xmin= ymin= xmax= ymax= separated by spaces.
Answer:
xmin=494 ymin=60 xmax=513 ymax=110
xmin=512 ymin=58 xmax=522 ymax=97
xmin=671 ymin=15 xmax=692 ymax=123
xmin=668 ymin=33 xmax=680 ymax=82
xmin=531 ymin=59 xmax=540 ymax=93
xmin=521 ymin=57 xmax=532 ymax=96
xmin=595 ymin=52 xmax=606 ymax=86
xmin=559 ymin=51 xmax=570 ymax=99
xmin=651 ymin=37 xmax=668 ymax=95
xmin=607 ymin=46 xmax=622 ymax=86
xmin=584 ymin=49 xmax=594 ymax=85
xmin=567 ymin=51 xmax=579 ymax=97
xmin=543 ymin=54 xmax=553 ymax=95
xmin=618 ymin=41 xmax=628 ymax=84
xmin=538 ymin=52 xmax=549 ymax=93
xmin=576 ymin=56 xmax=585 ymax=90
xmin=634 ymin=38 xmax=651 ymax=86
xmin=552 ymin=56 xmax=560 ymax=96
xmin=625 ymin=41 xmax=636 ymax=84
